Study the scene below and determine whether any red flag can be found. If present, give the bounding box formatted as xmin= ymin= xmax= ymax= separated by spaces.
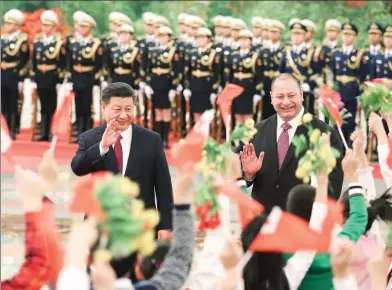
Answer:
xmin=220 ymin=182 xmax=264 ymax=229
xmin=249 ymin=203 xmax=341 ymax=253
xmin=320 ymin=85 xmax=343 ymax=127
xmin=1 ymin=114 xmax=12 ymax=154
xmin=171 ymin=110 xmax=214 ymax=171
xmin=68 ymin=171 xmax=111 ymax=222
xmin=51 ymin=90 xmax=74 ymax=137
xmin=217 ymin=84 xmax=244 ymax=127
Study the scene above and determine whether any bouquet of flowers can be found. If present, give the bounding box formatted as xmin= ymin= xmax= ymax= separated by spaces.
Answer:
xmin=360 ymin=79 xmax=392 ymax=116
xmin=319 ymin=84 xmax=351 ymax=127
xmin=293 ymin=114 xmax=341 ymax=184
xmin=230 ymin=118 xmax=258 ymax=143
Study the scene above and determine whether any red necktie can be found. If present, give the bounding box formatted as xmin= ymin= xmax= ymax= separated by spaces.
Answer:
xmin=277 ymin=122 xmax=291 ymax=168
xmin=114 ymin=136 xmax=123 ymax=174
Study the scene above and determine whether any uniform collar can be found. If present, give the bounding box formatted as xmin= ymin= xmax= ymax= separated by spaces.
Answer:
xmin=370 ymin=44 xmax=381 ymax=52
xmin=304 ymin=42 xmax=313 ymax=49
xmin=270 ymin=42 xmax=281 ymax=51
xmin=240 ymin=48 xmax=250 ymax=55
xmin=198 ymin=46 xmax=207 ymax=53
xmin=43 ymin=34 xmax=55 ymax=44
xmin=328 ymin=40 xmax=338 ymax=48
xmin=292 ymin=43 xmax=304 ymax=52
xmin=262 ymin=39 xmax=271 ymax=48
xmin=277 ymin=107 xmax=305 ymax=131
xmin=253 ymin=37 xmax=262 ymax=45
xmin=342 ymin=45 xmax=353 ymax=54
xmin=81 ymin=35 xmax=92 ymax=45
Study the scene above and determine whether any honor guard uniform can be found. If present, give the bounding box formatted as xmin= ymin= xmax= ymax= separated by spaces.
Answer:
xmin=66 ymin=11 xmax=85 ymax=74
xmin=183 ymin=28 xmax=220 ymax=118
xmin=1 ymin=9 xmax=29 ymax=140
xmin=102 ymin=12 xmax=132 ymax=82
xmin=68 ymin=13 xmax=103 ymax=138
xmin=107 ymin=24 xmax=140 ymax=87
xmin=317 ymin=19 xmax=341 ymax=86
xmin=143 ymin=26 xmax=181 ymax=148
xmin=370 ymin=25 xmax=392 ymax=81
xmin=251 ymin=17 xmax=264 ymax=51
xmin=279 ymin=21 xmax=317 ymax=114
xmin=331 ymin=23 xmax=367 ymax=141
xmin=31 ymin=10 xmax=66 ymax=141
xmin=224 ymin=29 xmax=263 ymax=122
xmin=260 ymin=20 xmax=285 ymax=119
xmin=363 ymin=22 xmax=384 ymax=81
xmin=138 ymin=12 xmax=157 ymax=57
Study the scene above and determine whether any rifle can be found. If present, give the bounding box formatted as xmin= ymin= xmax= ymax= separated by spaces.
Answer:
xmin=185 ymin=99 xmax=191 ymax=132
xmin=30 ymin=88 xmax=38 ymax=140
xmin=171 ymin=96 xmax=178 ymax=138
xmin=136 ymin=90 xmax=145 ymax=127
xmin=178 ymin=92 xmax=185 ymax=138
xmin=256 ymin=99 xmax=262 ymax=123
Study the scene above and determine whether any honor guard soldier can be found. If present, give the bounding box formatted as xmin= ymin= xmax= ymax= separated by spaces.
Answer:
xmin=102 ymin=12 xmax=133 ymax=82
xmin=221 ymin=16 xmax=234 ymax=48
xmin=183 ymin=28 xmax=220 ymax=122
xmin=143 ymin=26 xmax=181 ymax=148
xmin=138 ymin=12 xmax=157 ymax=55
xmin=224 ymin=29 xmax=263 ymax=125
xmin=261 ymin=19 xmax=272 ymax=49
xmin=31 ymin=10 xmax=66 ymax=141
xmin=1 ymin=9 xmax=29 ymax=140
xmin=107 ymin=24 xmax=140 ymax=87
xmin=65 ymin=11 xmax=85 ymax=76
xmin=230 ymin=18 xmax=247 ymax=50
xmin=279 ymin=20 xmax=316 ymax=114
xmin=68 ymin=13 xmax=103 ymax=140
xmin=212 ymin=15 xmax=225 ymax=45
xmin=260 ymin=20 xmax=285 ymax=120
xmin=317 ymin=19 xmax=341 ymax=86
xmin=302 ymin=19 xmax=317 ymax=49
xmin=331 ymin=23 xmax=367 ymax=142
xmin=251 ymin=17 xmax=264 ymax=51
xmin=363 ymin=22 xmax=384 ymax=81
xmin=187 ymin=16 xmax=206 ymax=52
xmin=178 ymin=13 xmax=189 ymax=43
xmin=370 ymin=25 xmax=392 ymax=82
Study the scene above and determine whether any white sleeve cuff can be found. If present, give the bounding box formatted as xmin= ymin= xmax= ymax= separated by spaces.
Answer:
xmin=99 ymin=141 xmax=109 ymax=156
xmin=309 ymin=202 xmax=327 ymax=232
xmin=57 ymin=266 xmax=90 ymax=290
xmin=347 ymin=183 xmax=364 ymax=196
xmin=332 ymin=274 xmax=358 ymax=290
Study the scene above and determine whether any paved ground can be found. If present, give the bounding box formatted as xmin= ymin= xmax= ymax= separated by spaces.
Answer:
xmin=1 ymin=166 xmax=389 ymax=285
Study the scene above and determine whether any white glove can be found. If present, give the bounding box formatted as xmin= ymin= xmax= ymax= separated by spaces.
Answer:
xmin=176 ymin=84 xmax=183 ymax=93
xmin=183 ymin=89 xmax=192 ymax=101
xmin=301 ymin=82 xmax=310 ymax=93
xmin=65 ymin=82 xmax=73 ymax=92
xmin=253 ymin=94 xmax=262 ymax=107
xmin=210 ymin=93 xmax=217 ymax=106
xmin=169 ymin=89 xmax=176 ymax=102
xmin=217 ymin=86 xmax=223 ymax=94
xmin=145 ymin=85 xmax=154 ymax=97
xmin=101 ymin=81 xmax=108 ymax=89
xmin=260 ymin=90 xmax=265 ymax=97
xmin=18 ymin=82 xmax=23 ymax=94
xmin=31 ymin=82 xmax=37 ymax=89
xmin=139 ymin=81 xmax=146 ymax=90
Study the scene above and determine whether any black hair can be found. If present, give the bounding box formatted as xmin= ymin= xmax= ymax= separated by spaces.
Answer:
xmin=271 ymin=73 xmax=301 ymax=91
xmin=340 ymin=188 xmax=392 ymax=234
xmin=139 ymin=241 xmax=170 ymax=280
xmin=286 ymin=184 xmax=316 ymax=222
xmin=101 ymin=82 xmax=136 ymax=104
xmin=241 ymin=214 xmax=289 ymax=290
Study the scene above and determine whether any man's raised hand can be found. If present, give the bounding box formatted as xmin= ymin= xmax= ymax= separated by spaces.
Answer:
xmin=240 ymin=143 xmax=264 ymax=180
xmin=101 ymin=119 xmax=121 ymax=151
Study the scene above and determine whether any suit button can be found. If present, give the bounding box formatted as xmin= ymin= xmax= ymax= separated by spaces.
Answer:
xmin=276 ymin=184 xmax=279 ymax=189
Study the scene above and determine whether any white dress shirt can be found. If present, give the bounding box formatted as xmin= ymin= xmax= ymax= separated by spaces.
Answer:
xmin=269 ymin=42 xmax=281 ymax=52
xmin=342 ymin=45 xmax=353 ymax=55
xmin=369 ymin=44 xmax=381 ymax=55
xmin=99 ymin=125 xmax=133 ymax=176
xmin=328 ymin=40 xmax=338 ymax=49
xmin=276 ymin=107 xmax=305 ymax=143
xmin=291 ymin=44 xmax=304 ymax=54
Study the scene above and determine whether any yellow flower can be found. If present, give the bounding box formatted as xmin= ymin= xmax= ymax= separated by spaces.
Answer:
xmin=141 ymin=209 xmax=160 ymax=229
xmin=93 ymin=249 xmax=112 ymax=262
xmin=119 ymin=178 xmax=140 ymax=197
xmin=138 ymin=231 xmax=157 ymax=255
xmin=295 ymin=167 xmax=307 ymax=179
xmin=130 ymin=238 xmax=141 ymax=252
xmin=326 ymin=157 xmax=336 ymax=168
xmin=202 ymin=150 xmax=207 ymax=156
xmin=216 ymin=155 xmax=224 ymax=163
xmin=303 ymin=161 xmax=312 ymax=172
xmin=310 ymin=129 xmax=321 ymax=144
xmin=306 ymin=150 xmax=312 ymax=156
xmin=251 ymin=128 xmax=258 ymax=135
xmin=303 ymin=176 xmax=310 ymax=184
xmin=245 ymin=118 xmax=255 ymax=128
xmin=311 ymin=154 xmax=317 ymax=161
xmin=139 ymin=240 xmax=157 ymax=256
xmin=319 ymin=145 xmax=329 ymax=159
xmin=131 ymin=199 xmax=145 ymax=218
xmin=302 ymin=113 xmax=313 ymax=124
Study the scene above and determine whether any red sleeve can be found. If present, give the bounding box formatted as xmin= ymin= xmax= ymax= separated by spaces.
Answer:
xmin=1 ymin=212 xmax=50 ymax=290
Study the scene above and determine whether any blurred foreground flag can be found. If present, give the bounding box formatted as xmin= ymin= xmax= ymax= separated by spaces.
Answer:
xmin=1 ymin=114 xmax=12 ymax=154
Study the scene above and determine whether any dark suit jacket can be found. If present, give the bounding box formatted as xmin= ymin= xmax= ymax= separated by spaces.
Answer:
xmin=247 ymin=113 xmax=344 ymax=212
xmin=71 ymin=124 xmax=173 ymax=230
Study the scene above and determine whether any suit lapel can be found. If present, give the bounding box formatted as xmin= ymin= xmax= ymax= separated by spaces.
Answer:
xmin=96 ymin=124 xmax=119 ymax=174
xmin=276 ymin=120 xmax=308 ymax=180
xmin=124 ymin=124 xmax=142 ymax=178
xmin=265 ymin=115 xmax=279 ymax=171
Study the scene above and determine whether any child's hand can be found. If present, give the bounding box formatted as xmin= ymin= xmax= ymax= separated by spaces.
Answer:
xmin=91 ymin=261 xmax=116 ymax=290
xmin=331 ymin=238 xmax=355 ymax=279
xmin=342 ymin=149 xmax=358 ymax=183
xmin=173 ymin=170 xmax=193 ymax=205
xmin=368 ymin=112 xmax=385 ymax=138
xmin=350 ymin=130 xmax=366 ymax=155
xmin=15 ymin=165 xmax=47 ymax=212
xmin=219 ymin=238 xmax=244 ymax=270
xmin=38 ymin=149 xmax=58 ymax=191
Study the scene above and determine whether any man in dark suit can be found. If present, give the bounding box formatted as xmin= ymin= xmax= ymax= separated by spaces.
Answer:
xmin=71 ymin=82 xmax=173 ymax=241
xmin=241 ymin=73 xmax=344 ymax=212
